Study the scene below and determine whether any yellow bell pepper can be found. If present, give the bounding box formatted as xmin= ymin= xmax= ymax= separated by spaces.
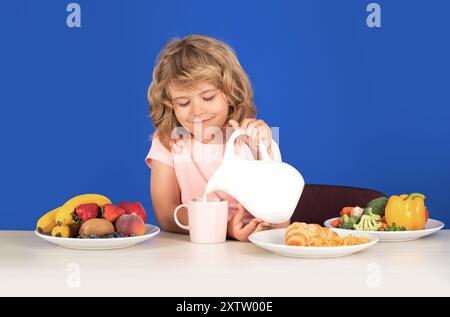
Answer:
xmin=385 ymin=193 xmax=426 ymax=230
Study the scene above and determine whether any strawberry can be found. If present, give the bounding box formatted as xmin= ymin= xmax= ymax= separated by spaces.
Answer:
xmin=75 ymin=203 xmax=99 ymax=222
xmin=103 ymin=204 xmax=126 ymax=223
xmin=118 ymin=202 xmax=147 ymax=223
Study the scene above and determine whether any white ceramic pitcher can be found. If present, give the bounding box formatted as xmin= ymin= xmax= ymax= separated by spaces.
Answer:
xmin=204 ymin=129 xmax=305 ymax=224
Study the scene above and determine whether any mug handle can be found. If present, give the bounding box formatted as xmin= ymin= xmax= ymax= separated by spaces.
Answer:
xmin=173 ymin=204 xmax=189 ymax=230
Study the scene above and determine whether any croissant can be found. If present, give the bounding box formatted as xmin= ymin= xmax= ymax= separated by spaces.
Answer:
xmin=285 ymin=222 xmax=339 ymax=246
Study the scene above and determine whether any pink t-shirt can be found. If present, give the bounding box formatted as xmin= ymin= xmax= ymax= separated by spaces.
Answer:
xmin=145 ymin=133 xmax=282 ymax=221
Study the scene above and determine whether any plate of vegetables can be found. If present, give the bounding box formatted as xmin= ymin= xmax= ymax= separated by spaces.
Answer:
xmin=324 ymin=193 xmax=445 ymax=242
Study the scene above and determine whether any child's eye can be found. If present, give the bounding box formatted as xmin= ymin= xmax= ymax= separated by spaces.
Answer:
xmin=178 ymin=101 xmax=190 ymax=107
xmin=203 ymin=95 xmax=216 ymax=101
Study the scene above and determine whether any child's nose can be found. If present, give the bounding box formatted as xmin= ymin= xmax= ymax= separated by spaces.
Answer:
xmin=191 ymin=99 xmax=206 ymax=116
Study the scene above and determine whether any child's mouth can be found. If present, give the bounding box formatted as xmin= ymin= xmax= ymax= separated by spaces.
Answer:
xmin=193 ymin=116 xmax=215 ymax=124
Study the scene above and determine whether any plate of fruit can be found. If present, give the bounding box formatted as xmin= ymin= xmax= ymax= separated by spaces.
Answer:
xmin=35 ymin=194 xmax=160 ymax=250
xmin=324 ymin=193 xmax=444 ymax=242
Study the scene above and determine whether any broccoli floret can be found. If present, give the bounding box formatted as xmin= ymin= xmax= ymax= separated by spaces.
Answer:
xmin=384 ymin=223 xmax=407 ymax=231
xmin=353 ymin=210 xmax=382 ymax=231
xmin=340 ymin=222 xmax=354 ymax=230
xmin=339 ymin=215 xmax=359 ymax=230
xmin=364 ymin=196 xmax=388 ymax=216
xmin=368 ymin=209 xmax=381 ymax=220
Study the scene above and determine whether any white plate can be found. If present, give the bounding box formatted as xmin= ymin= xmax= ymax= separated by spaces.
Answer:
xmin=35 ymin=224 xmax=160 ymax=250
xmin=323 ymin=218 xmax=444 ymax=242
xmin=248 ymin=228 xmax=379 ymax=258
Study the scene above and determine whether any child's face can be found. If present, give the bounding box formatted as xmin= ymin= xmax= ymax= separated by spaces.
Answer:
xmin=169 ymin=81 xmax=229 ymax=142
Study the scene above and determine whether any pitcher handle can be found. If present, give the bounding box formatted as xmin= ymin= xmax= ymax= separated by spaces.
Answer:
xmin=225 ymin=128 xmax=273 ymax=161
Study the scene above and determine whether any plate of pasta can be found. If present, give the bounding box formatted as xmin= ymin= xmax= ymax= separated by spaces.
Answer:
xmin=249 ymin=222 xmax=379 ymax=258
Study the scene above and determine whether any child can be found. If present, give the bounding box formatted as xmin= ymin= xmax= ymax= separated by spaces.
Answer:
xmin=145 ymin=34 xmax=289 ymax=241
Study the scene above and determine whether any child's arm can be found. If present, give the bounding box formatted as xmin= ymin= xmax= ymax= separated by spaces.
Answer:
xmin=150 ymin=160 xmax=188 ymax=234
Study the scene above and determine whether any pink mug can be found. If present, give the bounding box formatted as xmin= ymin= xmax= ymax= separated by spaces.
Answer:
xmin=173 ymin=198 xmax=229 ymax=243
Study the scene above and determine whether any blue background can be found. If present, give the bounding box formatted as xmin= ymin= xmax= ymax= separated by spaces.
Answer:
xmin=1 ymin=0 xmax=448 ymax=230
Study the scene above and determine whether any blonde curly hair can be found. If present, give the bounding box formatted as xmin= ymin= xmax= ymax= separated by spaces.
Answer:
xmin=147 ymin=34 xmax=256 ymax=151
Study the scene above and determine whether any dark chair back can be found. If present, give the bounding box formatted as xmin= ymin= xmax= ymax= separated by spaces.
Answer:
xmin=292 ymin=184 xmax=385 ymax=225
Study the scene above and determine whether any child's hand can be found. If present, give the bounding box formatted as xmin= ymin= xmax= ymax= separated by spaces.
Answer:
xmin=229 ymin=119 xmax=272 ymax=159
xmin=227 ymin=202 xmax=271 ymax=241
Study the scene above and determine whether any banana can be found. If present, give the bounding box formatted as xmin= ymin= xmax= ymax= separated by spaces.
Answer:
xmin=51 ymin=223 xmax=80 ymax=238
xmin=55 ymin=194 xmax=112 ymax=226
xmin=36 ymin=207 xmax=61 ymax=234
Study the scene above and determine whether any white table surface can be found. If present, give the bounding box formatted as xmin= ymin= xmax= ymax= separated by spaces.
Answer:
xmin=0 ymin=229 xmax=449 ymax=297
